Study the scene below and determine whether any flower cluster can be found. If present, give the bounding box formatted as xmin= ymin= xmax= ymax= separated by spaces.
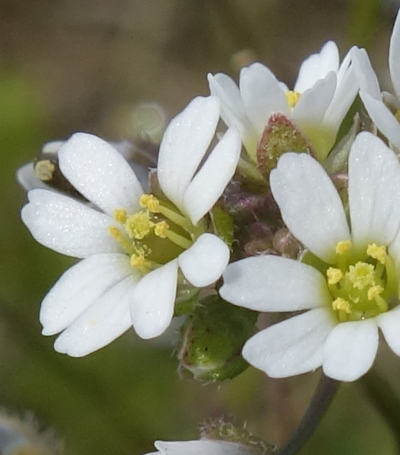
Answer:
xmin=18 ymin=7 xmax=400 ymax=451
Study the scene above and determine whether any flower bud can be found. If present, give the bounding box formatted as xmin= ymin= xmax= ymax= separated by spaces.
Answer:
xmin=200 ymin=417 xmax=276 ymax=454
xmin=257 ymin=113 xmax=312 ymax=180
xmin=272 ymin=227 xmax=302 ymax=259
xmin=241 ymin=222 xmax=276 ymax=258
xmin=177 ymin=295 xmax=258 ymax=382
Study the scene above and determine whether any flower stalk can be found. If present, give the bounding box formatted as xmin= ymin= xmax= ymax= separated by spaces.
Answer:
xmin=277 ymin=374 xmax=339 ymax=455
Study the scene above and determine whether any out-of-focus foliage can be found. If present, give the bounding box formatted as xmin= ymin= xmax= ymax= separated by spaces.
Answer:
xmin=0 ymin=0 xmax=399 ymax=454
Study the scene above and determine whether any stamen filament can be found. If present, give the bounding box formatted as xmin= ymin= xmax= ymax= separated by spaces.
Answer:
xmin=165 ymin=230 xmax=192 ymax=249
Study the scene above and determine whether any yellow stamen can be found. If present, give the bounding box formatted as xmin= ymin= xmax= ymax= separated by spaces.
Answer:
xmin=125 ymin=211 xmax=153 ymax=240
xmin=367 ymin=243 xmax=387 ymax=265
xmin=346 ymin=262 xmax=375 ymax=290
xmin=368 ymin=285 xmax=384 ymax=301
xmin=113 ymin=208 xmax=127 ymax=224
xmin=108 ymin=226 xmax=134 ymax=254
xmin=108 ymin=226 xmax=123 ymax=240
xmin=140 ymin=194 xmax=160 ymax=213
xmin=326 ymin=267 xmax=343 ymax=285
xmin=130 ymin=253 xmax=154 ymax=273
xmin=285 ymin=90 xmax=301 ymax=108
xmin=332 ymin=297 xmax=351 ymax=314
xmin=336 ymin=240 xmax=352 ymax=255
xmin=34 ymin=159 xmax=56 ymax=181
xmin=154 ymin=221 xmax=169 ymax=238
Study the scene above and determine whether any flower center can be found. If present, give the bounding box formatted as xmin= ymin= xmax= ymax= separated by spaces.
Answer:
xmin=108 ymin=194 xmax=203 ymax=274
xmin=326 ymin=241 xmax=398 ymax=322
xmin=285 ymin=90 xmax=301 ymax=109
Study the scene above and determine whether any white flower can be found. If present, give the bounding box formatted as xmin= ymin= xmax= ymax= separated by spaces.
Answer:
xmin=209 ymin=41 xmax=359 ymax=162
xmin=17 ymin=139 xmax=149 ymax=191
xmin=145 ymin=440 xmax=256 ymax=455
xmin=354 ymin=9 xmax=400 ymax=148
xmin=21 ymin=96 xmax=240 ymax=357
xmin=220 ymin=131 xmax=400 ymax=382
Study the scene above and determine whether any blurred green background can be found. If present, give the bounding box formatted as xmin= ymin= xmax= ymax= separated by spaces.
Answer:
xmin=1 ymin=0 xmax=400 ymax=453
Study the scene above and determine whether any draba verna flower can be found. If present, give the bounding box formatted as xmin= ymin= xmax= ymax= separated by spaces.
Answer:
xmin=145 ymin=440 xmax=257 ymax=455
xmin=221 ymin=131 xmax=400 ymax=382
xmin=208 ymin=41 xmax=359 ymax=164
xmin=21 ymin=96 xmax=240 ymax=356
xmin=354 ymin=10 xmax=400 ymax=149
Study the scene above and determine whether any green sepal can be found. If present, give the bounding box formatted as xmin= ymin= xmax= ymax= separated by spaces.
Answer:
xmin=210 ymin=204 xmax=235 ymax=248
xmin=177 ymin=295 xmax=258 ymax=382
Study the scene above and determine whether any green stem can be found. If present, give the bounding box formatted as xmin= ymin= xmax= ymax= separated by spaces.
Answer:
xmin=360 ymin=369 xmax=400 ymax=448
xmin=277 ymin=374 xmax=339 ymax=455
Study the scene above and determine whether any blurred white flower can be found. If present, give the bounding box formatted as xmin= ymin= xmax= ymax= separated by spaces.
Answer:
xmin=354 ymin=9 xmax=400 ymax=148
xmin=145 ymin=440 xmax=257 ymax=455
xmin=221 ymin=132 xmax=400 ymax=381
xmin=21 ymin=96 xmax=240 ymax=356
xmin=209 ymin=41 xmax=359 ymax=162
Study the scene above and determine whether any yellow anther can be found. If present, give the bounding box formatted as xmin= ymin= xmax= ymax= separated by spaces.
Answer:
xmin=368 ymin=285 xmax=384 ymax=301
xmin=130 ymin=253 xmax=152 ymax=273
xmin=332 ymin=297 xmax=351 ymax=314
xmin=113 ymin=208 xmax=127 ymax=224
xmin=336 ymin=240 xmax=352 ymax=255
xmin=125 ymin=211 xmax=153 ymax=240
xmin=154 ymin=221 xmax=169 ymax=239
xmin=140 ymin=194 xmax=160 ymax=212
xmin=326 ymin=267 xmax=343 ymax=285
xmin=34 ymin=159 xmax=56 ymax=181
xmin=367 ymin=243 xmax=387 ymax=264
xmin=108 ymin=226 xmax=123 ymax=240
xmin=346 ymin=262 xmax=375 ymax=290
xmin=285 ymin=90 xmax=301 ymax=108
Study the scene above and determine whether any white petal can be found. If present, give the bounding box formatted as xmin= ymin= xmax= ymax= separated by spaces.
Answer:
xmin=153 ymin=440 xmax=251 ymax=455
xmin=377 ymin=306 xmax=400 ymax=356
xmin=352 ymin=48 xmax=381 ymax=99
xmin=220 ymin=255 xmax=330 ymax=311
xmin=294 ymin=41 xmax=339 ymax=93
xmin=207 ymin=73 xmax=254 ymax=140
xmin=54 ymin=274 xmax=139 ymax=357
xmin=131 ymin=260 xmax=178 ymax=339
xmin=182 ymin=128 xmax=241 ymax=224
xmin=239 ymin=63 xmax=289 ymax=135
xmin=270 ymin=153 xmax=350 ymax=263
xmin=323 ymin=48 xmax=359 ymax=131
xmin=21 ymin=189 xmax=122 ymax=258
xmin=292 ymin=72 xmax=336 ymax=127
xmin=390 ymin=10 xmax=400 ymax=98
xmin=349 ymin=132 xmax=400 ymax=248
xmin=59 ymin=132 xmax=143 ymax=215
xmin=40 ymin=254 xmax=132 ymax=335
xmin=243 ymin=308 xmax=334 ymax=378
xmin=359 ymin=91 xmax=400 ymax=149
xmin=323 ymin=319 xmax=378 ymax=381
xmin=178 ymin=234 xmax=229 ymax=287
xmin=17 ymin=162 xmax=49 ymax=191
xmin=157 ymin=96 xmax=220 ymax=210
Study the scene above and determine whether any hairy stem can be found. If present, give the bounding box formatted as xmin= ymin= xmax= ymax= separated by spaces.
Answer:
xmin=277 ymin=374 xmax=339 ymax=455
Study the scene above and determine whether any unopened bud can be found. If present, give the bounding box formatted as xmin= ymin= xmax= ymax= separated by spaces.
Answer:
xmin=177 ymin=295 xmax=258 ymax=382
xmin=242 ymin=222 xmax=275 ymax=258
xmin=200 ymin=417 xmax=276 ymax=454
xmin=257 ymin=113 xmax=312 ymax=179
xmin=272 ymin=227 xmax=302 ymax=259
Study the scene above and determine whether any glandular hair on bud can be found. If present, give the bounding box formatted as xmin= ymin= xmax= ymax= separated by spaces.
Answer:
xmin=177 ymin=295 xmax=258 ymax=382
xmin=200 ymin=417 xmax=276 ymax=454
xmin=256 ymin=113 xmax=312 ymax=180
